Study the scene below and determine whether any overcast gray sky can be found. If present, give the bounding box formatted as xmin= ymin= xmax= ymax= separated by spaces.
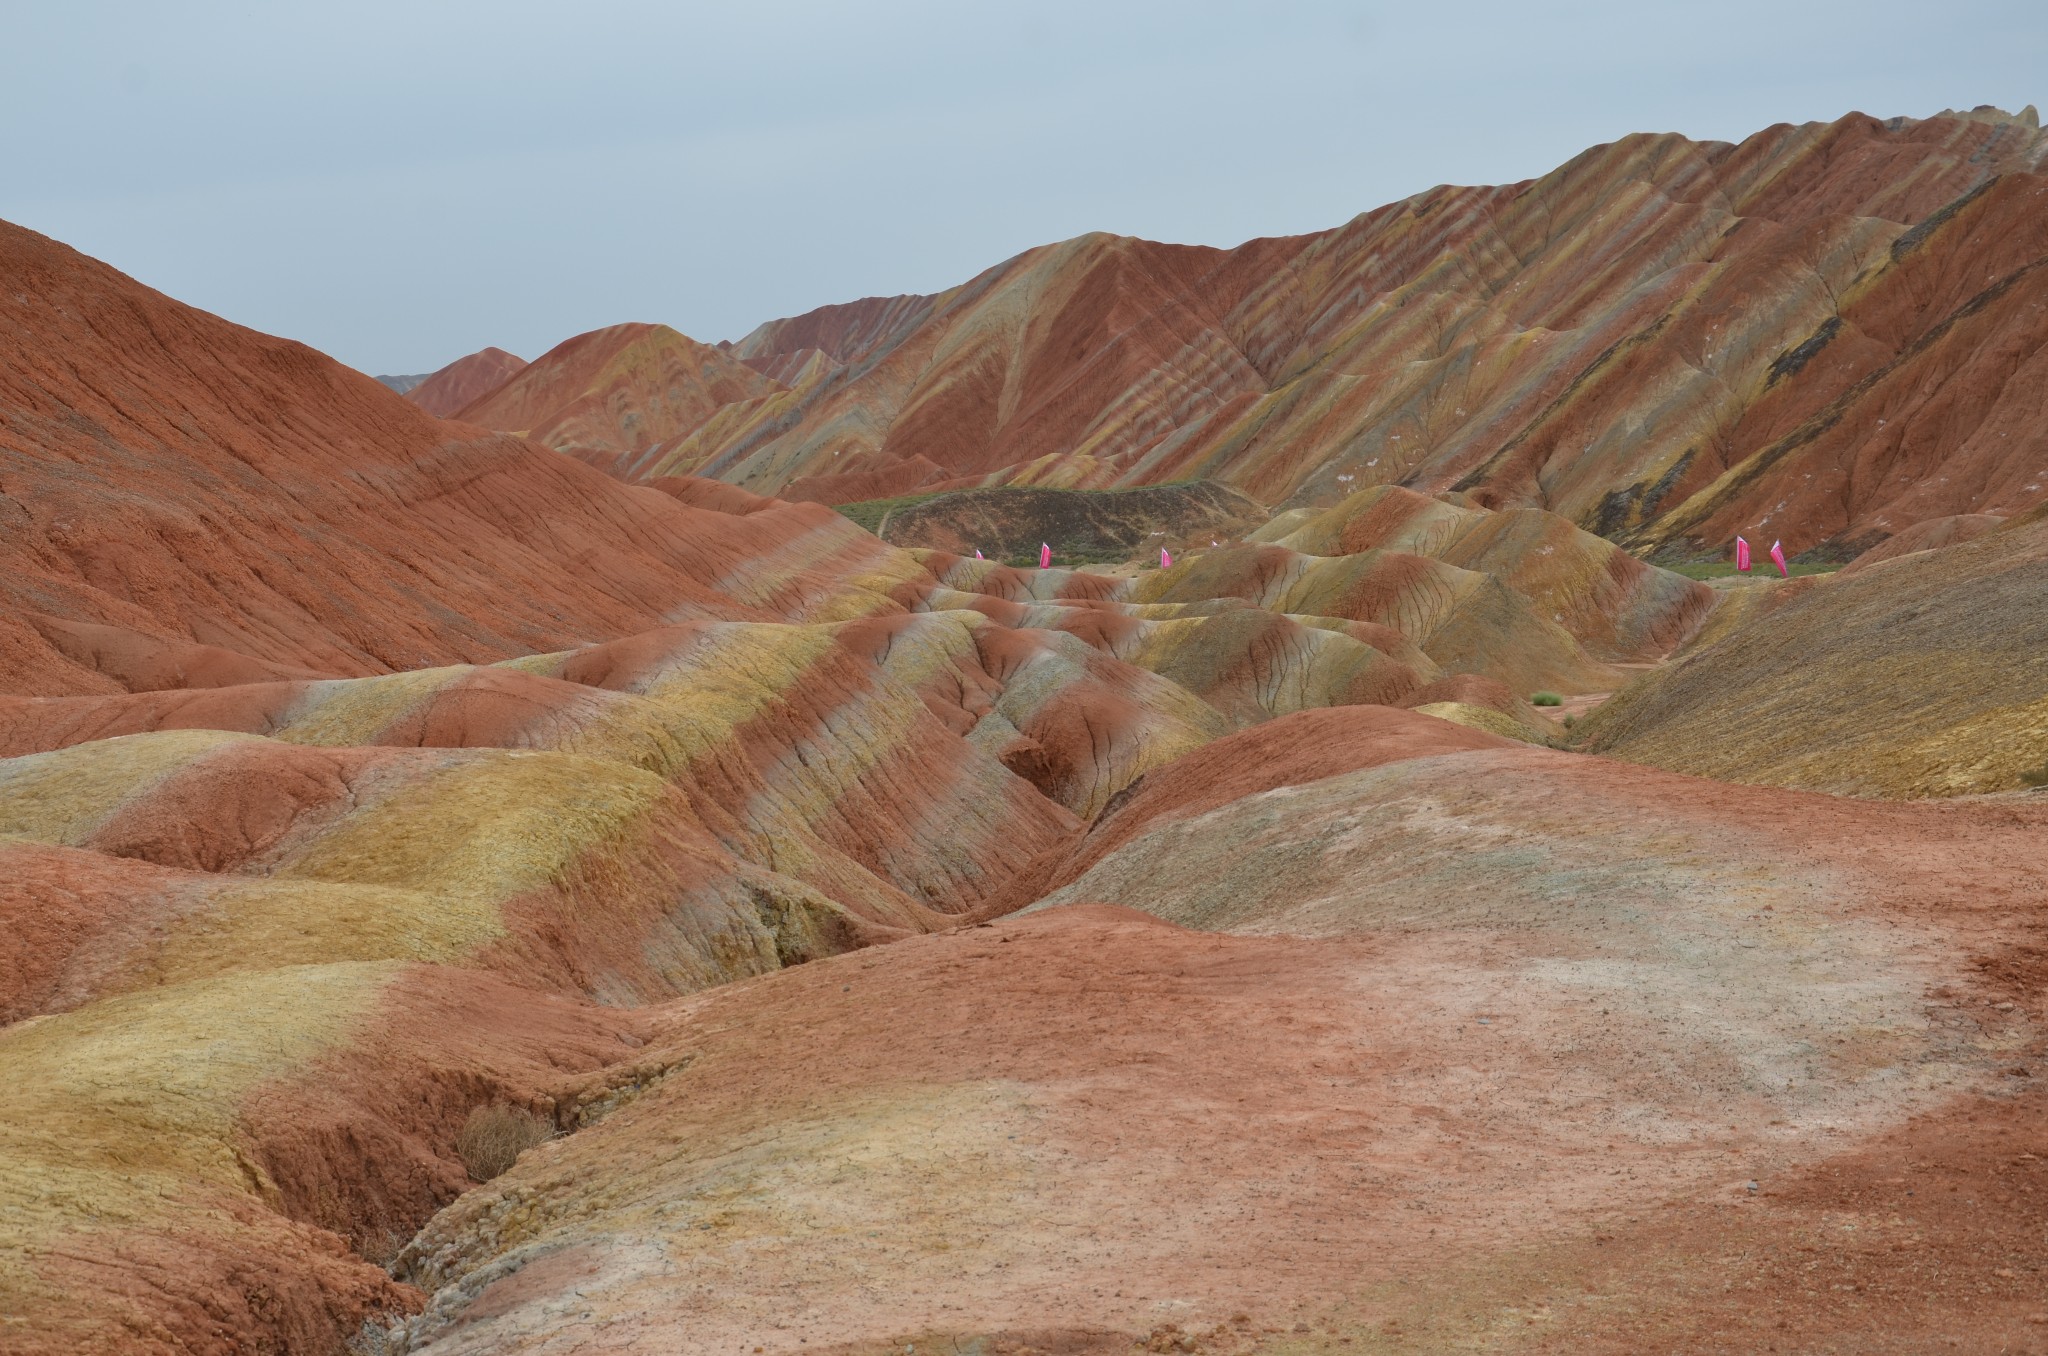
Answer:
xmin=3 ymin=1 xmax=2040 ymax=375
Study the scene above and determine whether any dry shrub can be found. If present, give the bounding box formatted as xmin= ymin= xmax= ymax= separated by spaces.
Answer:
xmin=455 ymin=1103 xmax=555 ymax=1182
xmin=345 ymin=1322 xmax=403 ymax=1356
xmin=351 ymin=1225 xmax=408 ymax=1269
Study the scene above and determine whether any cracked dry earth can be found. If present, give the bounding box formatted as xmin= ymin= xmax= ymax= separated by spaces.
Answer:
xmin=377 ymin=742 xmax=2048 ymax=1356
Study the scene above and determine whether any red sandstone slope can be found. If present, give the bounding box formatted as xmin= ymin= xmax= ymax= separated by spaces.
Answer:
xmin=702 ymin=231 xmax=1288 ymax=501
xmin=0 ymin=220 xmax=914 ymax=697
xmin=0 ymin=203 xmax=1635 ymax=844
xmin=1840 ymin=511 xmax=2006 ymax=572
xmin=983 ymin=705 xmax=1517 ymax=911
xmin=510 ymin=109 xmax=2047 ymax=558
xmin=1612 ymin=167 xmax=2048 ymax=556
xmin=381 ymin=770 xmax=2048 ymax=1353
xmin=725 ymin=292 xmax=934 ymax=370
xmin=453 ymin=322 xmax=786 ymax=472
xmin=405 ymin=346 xmax=527 ymax=417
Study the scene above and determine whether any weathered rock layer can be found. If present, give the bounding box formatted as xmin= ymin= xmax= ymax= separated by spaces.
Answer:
xmin=3 ymin=112 xmax=2046 ymax=1356
xmin=439 ymin=109 xmax=2048 ymax=560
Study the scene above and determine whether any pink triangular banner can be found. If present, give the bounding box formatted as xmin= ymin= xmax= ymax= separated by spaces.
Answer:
xmin=1161 ymin=548 xmax=1173 ymax=568
xmin=1735 ymin=536 xmax=1751 ymax=572
xmin=1769 ymin=540 xmax=1788 ymax=576
xmin=1039 ymin=543 xmax=1051 ymax=568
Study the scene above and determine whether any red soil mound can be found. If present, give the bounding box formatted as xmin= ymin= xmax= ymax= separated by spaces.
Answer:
xmin=0 ymin=664 xmax=609 ymax=757
xmin=0 ymin=220 xmax=921 ymax=697
xmin=0 ymin=733 xmax=906 ymax=1010
xmin=769 ymin=457 xmax=972 ymax=505
xmin=1264 ymin=485 xmax=1715 ymax=661
xmin=18 ymin=962 xmax=646 ymax=1354
xmin=1392 ymin=670 xmax=1562 ymax=736
xmin=20 ymin=613 xmax=332 ymax=691
xmin=384 ymin=788 xmax=2048 ymax=1351
xmin=644 ymin=473 xmax=779 ymax=515
xmin=985 ymin=705 xmax=1514 ymax=911
xmin=453 ymin=322 xmax=783 ymax=468
xmin=960 ymin=620 xmax=1231 ymax=816
xmin=1132 ymin=542 xmax=1620 ymax=694
xmin=726 ymin=292 xmax=935 ymax=368
xmin=405 ymin=346 xmax=527 ymax=417
xmin=1393 ymin=671 xmax=1528 ymax=713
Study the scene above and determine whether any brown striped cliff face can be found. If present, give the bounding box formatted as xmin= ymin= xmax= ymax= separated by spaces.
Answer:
xmin=452 ymin=322 xmax=786 ymax=473
xmin=725 ymin=292 xmax=935 ymax=371
xmin=492 ymin=109 xmax=2048 ymax=560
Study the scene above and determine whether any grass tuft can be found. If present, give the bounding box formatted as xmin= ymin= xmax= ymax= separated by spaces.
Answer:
xmin=1530 ymin=692 xmax=1563 ymax=707
xmin=455 ymin=1103 xmax=555 ymax=1182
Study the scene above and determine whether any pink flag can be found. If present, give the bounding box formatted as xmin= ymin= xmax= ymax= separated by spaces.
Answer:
xmin=974 ymin=549 xmax=983 ymax=559
xmin=1735 ymin=536 xmax=1751 ymax=572
xmin=1039 ymin=542 xmax=1052 ymax=569
xmin=1160 ymin=548 xmax=1173 ymax=568
xmin=1769 ymin=540 xmax=1788 ymax=577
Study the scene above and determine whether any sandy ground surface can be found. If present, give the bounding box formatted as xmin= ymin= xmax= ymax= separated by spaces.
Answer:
xmin=1549 ymin=661 xmax=1662 ymax=723
xmin=379 ymin=748 xmax=2048 ymax=1354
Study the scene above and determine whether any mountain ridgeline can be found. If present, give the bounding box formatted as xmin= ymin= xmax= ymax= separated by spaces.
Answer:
xmin=417 ymin=106 xmax=2048 ymax=562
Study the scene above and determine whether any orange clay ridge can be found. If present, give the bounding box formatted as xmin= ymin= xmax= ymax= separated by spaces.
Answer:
xmin=2 ymin=105 xmax=2046 ymax=1356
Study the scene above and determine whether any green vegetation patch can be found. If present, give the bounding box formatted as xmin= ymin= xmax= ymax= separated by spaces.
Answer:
xmin=1662 ymin=562 xmax=1842 ymax=580
xmin=836 ymin=480 xmax=1265 ymax=564
xmin=836 ymin=482 xmax=1203 ymax=526
xmin=832 ymin=491 xmax=950 ymax=535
